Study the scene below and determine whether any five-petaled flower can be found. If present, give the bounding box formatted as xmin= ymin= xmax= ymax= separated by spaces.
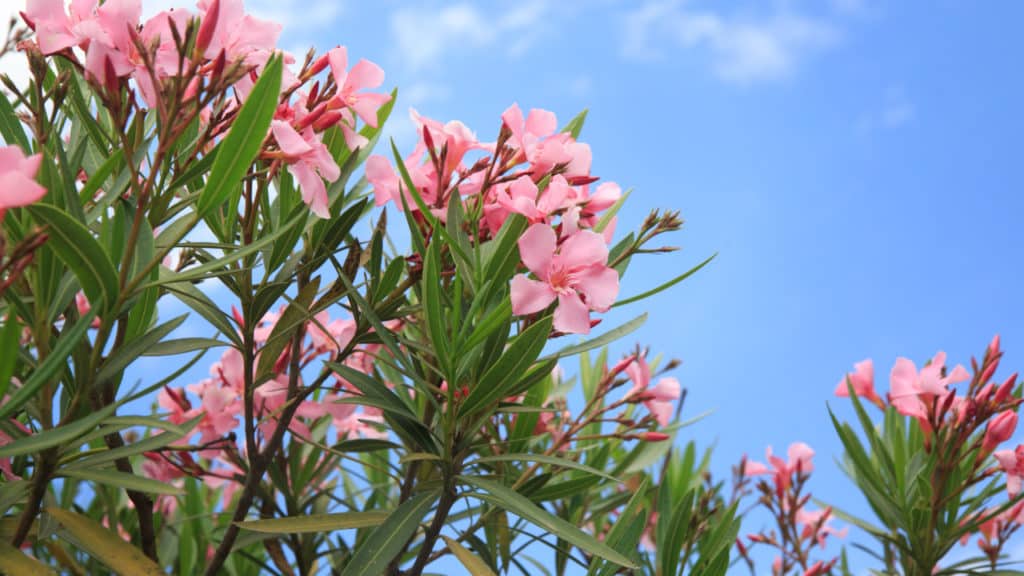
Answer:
xmin=510 ymin=223 xmax=619 ymax=335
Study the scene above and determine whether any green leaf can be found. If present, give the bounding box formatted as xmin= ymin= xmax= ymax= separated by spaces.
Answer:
xmin=422 ymin=234 xmax=451 ymax=377
xmin=196 ymin=53 xmax=282 ymax=218
xmin=442 ymin=535 xmax=498 ymax=576
xmin=60 ymin=468 xmax=184 ymax=495
xmin=0 ymin=314 xmax=20 ymax=400
xmin=331 ymin=438 xmax=400 ymax=453
xmin=257 ymin=278 xmax=320 ymax=378
xmin=460 ymin=315 xmax=553 ymax=416
xmin=0 ymin=309 xmax=96 ymax=419
xmin=540 ymin=314 xmax=647 ymax=362
xmin=236 ymin=511 xmax=389 ymax=533
xmin=28 ymin=204 xmax=119 ymax=313
xmin=46 ymin=508 xmax=164 ymax=576
xmin=461 ymin=476 xmax=637 ymax=569
xmin=141 ymin=337 xmax=228 ymax=356
xmin=0 ymin=90 xmax=29 ymax=151
xmin=560 ymin=109 xmax=588 ymax=140
xmin=473 ymin=454 xmax=621 ymax=484
xmin=612 ymin=253 xmax=716 ymax=308
xmin=0 ymin=404 xmax=116 ymax=458
xmin=95 ymin=314 xmax=188 ymax=386
xmin=65 ymin=417 xmax=201 ymax=469
xmin=341 ymin=490 xmax=437 ymax=576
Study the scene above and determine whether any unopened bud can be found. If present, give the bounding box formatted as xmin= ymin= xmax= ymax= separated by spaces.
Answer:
xmin=994 ymin=373 xmax=1018 ymax=405
xmin=196 ymin=0 xmax=220 ymax=56
xmin=641 ymin=431 xmax=670 ymax=442
xmin=982 ymin=410 xmax=1018 ymax=453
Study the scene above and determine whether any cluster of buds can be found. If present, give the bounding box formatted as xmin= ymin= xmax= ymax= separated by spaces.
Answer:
xmin=736 ymin=444 xmax=846 ymax=576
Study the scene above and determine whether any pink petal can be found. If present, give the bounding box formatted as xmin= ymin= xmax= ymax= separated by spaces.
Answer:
xmin=346 ymin=58 xmax=385 ymax=92
xmin=517 ymin=223 xmax=556 ymax=278
xmin=0 ymin=172 xmax=47 ymax=210
xmin=350 ymin=92 xmax=391 ymax=128
xmin=573 ymin=265 xmax=619 ymax=312
xmin=365 ymin=155 xmax=397 ymax=206
xmin=501 ymin=102 xmax=524 ymax=134
xmin=510 ymin=274 xmax=556 ymax=316
xmin=557 ymin=229 xmax=608 ymax=270
xmin=524 ymin=108 xmax=557 ymax=137
xmin=291 ymin=163 xmax=329 ymax=219
xmin=888 ymin=357 xmax=920 ymax=398
xmin=328 ymin=46 xmax=349 ymax=86
xmin=553 ymin=292 xmax=591 ymax=335
xmin=271 ymin=120 xmax=314 ymax=157
xmin=650 ymin=377 xmax=681 ymax=401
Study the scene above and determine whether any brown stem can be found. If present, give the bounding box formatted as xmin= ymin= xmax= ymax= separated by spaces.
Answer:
xmin=102 ymin=430 xmax=159 ymax=562
xmin=401 ymin=484 xmax=457 ymax=576
xmin=11 ymin=449 xmax=55 ymax=547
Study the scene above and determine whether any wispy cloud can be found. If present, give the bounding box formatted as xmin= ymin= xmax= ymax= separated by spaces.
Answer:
xmin=856 ymin=85 xmax=915 ymax=134
xmin=622 ymin=0 xmax=841 ymax=84
xmin=388 ymin=1 xmax=551 ymax=71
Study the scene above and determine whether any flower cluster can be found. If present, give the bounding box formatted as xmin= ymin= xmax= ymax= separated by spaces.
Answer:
xmin=21 ymin=0 xmax=391 ymax=220
xmin=738 ymin=443 xmax=846 ymax=576
xmin=144 ymin=308 xmax=393 ymax=508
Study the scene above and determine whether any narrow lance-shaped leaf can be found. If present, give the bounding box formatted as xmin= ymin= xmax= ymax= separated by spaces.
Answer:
xmin=46 ymin=508 xmax=164 ymax=576
xmin=27 ymin=204 xmax=119 ymax=313
xmin=0 ymin=309 xmax=97 ymax=419
xmin=442 ymin=535 xmax=498 ymax=576
xmin=196 ymin=53 xmax=283 ymax=218
xmin=460 ymin=476 xmax=638 ymax=569
xmin=237 ymin=511 xmax=389 ymax=533
xmin=340 ymin=490 xmax=438 ymax=576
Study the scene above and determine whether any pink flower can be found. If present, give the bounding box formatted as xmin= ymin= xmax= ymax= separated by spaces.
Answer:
xmin=271 ymin=120 xmax=341 ymax=218
xmin=888 ymin=352 xmax=969 ymax=419
xmin=484 ymin=174 xmax=570 ymax=233
xmin=196 ymin=0 xmax=280 ymax=66
xmin=745 ymin=443 xmax=814 ymax=494
xmin=624 ymin=356 xmax=681 ymax=426
xmin=983 ymin=411 xmax=1018 ymax=453
xmin=327 ymin=46 xmax=390 ymax=132
xmin=510 ymin=224 xmax=619 ymax=335
xmin=795 ymin=507 xmax=847 ymax=549
xmin=0 ymin=146 xmax=46 ymax=221
xmin=834 ymin=359 xmax=884 ymax=409
xmin=308 ymin=311 xmax=356 ymax=355
xmin=994 ymin=445 xmax=1024 ymax=496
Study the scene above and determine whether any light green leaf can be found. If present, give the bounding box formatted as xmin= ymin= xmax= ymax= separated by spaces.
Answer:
xmin=237 ymin=511 xmax=389 ymax=533
xmin=0 ymin=404 xmax=116 ymax=458
xmin=341 ymin=491 xmax=437 ymax=576
xmin=47 ymin=508 xmax=164 ymax=576
xmin=60 ymin=468 xmax=184 ymax=496
xmin=442 ymin=535 xmax=497 ymax=576
xmin=0 ymin=540 xmax=56 ymax=576
xmin=612 ymin=254 xmax=716 ymax=308
xmin=540 ymin=314 xmax=646 ymax=362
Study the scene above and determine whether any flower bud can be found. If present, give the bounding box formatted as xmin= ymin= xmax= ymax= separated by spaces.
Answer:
xmin=641 ymin=431 xmax=670 ymax=442
xmin=196 ymin=0 xmax=221 ymax=56
xmin=983 ymin=411 xmax=1018 ymax=453
xmin=994 ymin=373 xmax=1018 ymax=405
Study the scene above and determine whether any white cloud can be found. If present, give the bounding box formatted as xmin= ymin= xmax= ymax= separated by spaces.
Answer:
xmin=389 ymin=1 xmax=551 ymax=71
xmin=141 ymin=0 xmax=343 ymax=35
xmin=622 ymin=0 xmax=840 ymax=84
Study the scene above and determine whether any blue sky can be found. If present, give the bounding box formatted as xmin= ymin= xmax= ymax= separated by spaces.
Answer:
xmin=5 ymin=0 xmax=1023 ymax=572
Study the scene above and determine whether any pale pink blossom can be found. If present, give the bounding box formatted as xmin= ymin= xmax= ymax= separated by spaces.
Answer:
xmin=834 ymin=359 xmax=884 ymax=409
xmin=888 ymin=352 xmax=969 ymax=419
xmin=484 ymin=174 xmax=569 ymax=233
xmin=795 ymin=507 xmax=847 ymax=549
xmin=510 ymin=224 xmax=619 ymax=334
xmin=744 ymin=443 xmax=815 ymax=494
xmin=624 ymin=356 xmax=681 ymax=426
xmin=271 ymin=120 xmax=341 ymax=218
xmin=0 ymin=146 xmax=46 ymax=221
xmin=196 ymin=0 xmax=280 ymax=66
xmin=327 ymin=46 xmax=391 ymax=130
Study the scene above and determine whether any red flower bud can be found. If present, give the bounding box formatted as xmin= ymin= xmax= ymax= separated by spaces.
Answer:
xmin=994 ymin=373 xmax=1018 ymax=405
xmin=196 ymin=0 xmax=220 ymax=56
xmin=641 ymin=432 xmax=670 ymax=442
xmin=983 ymin=411 xmax=1018 ymax=453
